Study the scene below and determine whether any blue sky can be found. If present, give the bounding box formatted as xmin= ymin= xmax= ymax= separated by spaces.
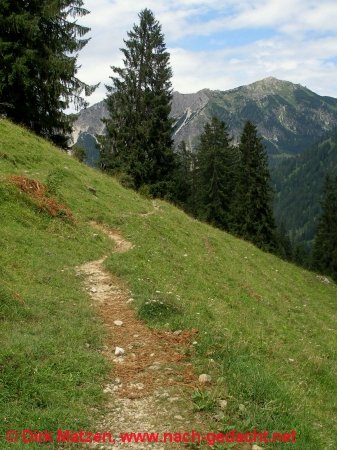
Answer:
xmin=75 ymin=0 xmax=337 ymax=107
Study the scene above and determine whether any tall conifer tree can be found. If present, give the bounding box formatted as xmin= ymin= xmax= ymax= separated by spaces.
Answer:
xmin=233 ymin=121 xmax=276 ymax=250
xmin=99 ymin=9 xmax=175 ymax=193
xmin=0 ymin=1 xmax=94 ymax=146
xmin=313 ymin=175 xmax=337 ymax=282
xmin=194 ymin=117 xmax=238 ymax=230
xmin=172 ymin=141 xmax=194 ymax=208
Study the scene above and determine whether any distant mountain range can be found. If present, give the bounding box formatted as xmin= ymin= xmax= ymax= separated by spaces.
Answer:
xmin=71 ymin=77 xmax=337 ymax=160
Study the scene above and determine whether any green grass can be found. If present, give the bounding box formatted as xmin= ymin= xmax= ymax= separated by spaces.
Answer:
xmin=0 ymin=184 xmax=111 ymax=449
xmin=1 ymin=118 xmax=337 ymax=449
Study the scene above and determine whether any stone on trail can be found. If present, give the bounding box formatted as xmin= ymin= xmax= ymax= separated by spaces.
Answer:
xmin=113 ymin=320 xmax=123 ymax=326
xmin=218 ymin=399 xmax=228 ymax=409
xmin=148 ymin=365 xmax=161 ymax=371
xmin=115 ymin=347 xmax=125 ymax=356
xmin=198 ymin=374 xmax=212 ymax=384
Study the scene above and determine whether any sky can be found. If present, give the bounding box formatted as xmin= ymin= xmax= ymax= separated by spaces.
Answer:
xmin=75 ymin=0 xmax=337 ymax=107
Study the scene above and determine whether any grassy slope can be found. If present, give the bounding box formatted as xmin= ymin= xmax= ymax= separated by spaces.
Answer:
xmin=1 ymin=119 xmax=336 ymax=449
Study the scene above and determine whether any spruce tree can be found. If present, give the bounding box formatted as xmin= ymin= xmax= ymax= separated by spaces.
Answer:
xmin=172 ymin=141 xmax=194 ymax=208
xmin=99 ymin=9 xmax=175 ymax=193
xmin=194 ymin=117 xmax=238 ymax=230
xmin=233 ymin=120 xmax=276 ymax=250
xmin=313 ymin=175 xmax=337 ymax=282
xmin=0 ymin=1 xmax=95 ymax=146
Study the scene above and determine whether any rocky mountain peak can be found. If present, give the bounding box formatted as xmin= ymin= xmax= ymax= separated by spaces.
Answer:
xmin=244 ymin=76 xmax=298 ymax=98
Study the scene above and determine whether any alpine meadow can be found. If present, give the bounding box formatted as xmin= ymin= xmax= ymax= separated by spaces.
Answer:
xmin=1 ymin=2 xmax=337 ymax=450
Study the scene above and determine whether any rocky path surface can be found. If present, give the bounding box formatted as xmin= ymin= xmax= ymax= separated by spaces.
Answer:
xmin=77 ymin=223 xmax=202 ymax=449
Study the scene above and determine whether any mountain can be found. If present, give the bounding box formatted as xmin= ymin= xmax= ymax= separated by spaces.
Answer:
xmin=1 ymin=118 xmax=337 ymax=449
xmin=71 ymin=77 xmax=337 ymax=159
xmin=272 ymin=129 xmax=337 ymax=248
xmin=71 ymin=100 xmax=108 ymax=166
xmin=172 ymin=78 xmax=337 ymax=156
xmin=72 ymin=100 xmax=107 ymax=144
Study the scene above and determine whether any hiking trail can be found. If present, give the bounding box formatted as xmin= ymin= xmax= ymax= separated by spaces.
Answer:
xmin=77 ymin=222 xmax=204 ymax=449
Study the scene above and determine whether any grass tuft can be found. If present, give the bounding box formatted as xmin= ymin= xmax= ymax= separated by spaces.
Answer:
xmin=138 ymin=293 xmax=183 ymax=323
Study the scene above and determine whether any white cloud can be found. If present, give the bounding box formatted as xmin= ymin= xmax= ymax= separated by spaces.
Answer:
xmin=70 ymin=0 xmax=337 ymax=109
xmin=170 ymin=33 xmax=337 ymax=96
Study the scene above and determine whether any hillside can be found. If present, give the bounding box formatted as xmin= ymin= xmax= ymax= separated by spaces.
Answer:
xmin=72 ymin=77 xmax=337 ymax=159
xmin=272 ymin=129 xmax=337 ymax=248
xmin=1 ymin=118 xmax=337 ymax=449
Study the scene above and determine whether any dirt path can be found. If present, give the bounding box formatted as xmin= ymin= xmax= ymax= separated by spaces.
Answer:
xmin=139 ymin=200 xmax=161 ymax=217
xmin=77 ymin=224 xmax=203 ymax=449
xmin=89 ymin=222 xmax=134 ymax=253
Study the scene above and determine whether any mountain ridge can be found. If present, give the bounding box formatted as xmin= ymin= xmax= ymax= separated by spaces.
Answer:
xmin=72 ymin=77 xmax=337 ymax=158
